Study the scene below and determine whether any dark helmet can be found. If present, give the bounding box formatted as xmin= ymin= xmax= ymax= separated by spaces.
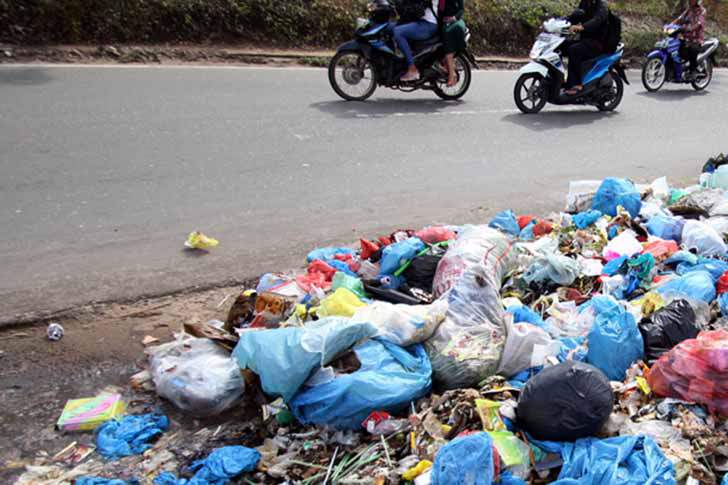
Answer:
xmin=369 ymin=0 xmax=394 ymax=23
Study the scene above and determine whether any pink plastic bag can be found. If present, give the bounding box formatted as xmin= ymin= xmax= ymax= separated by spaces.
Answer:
xmin=648 ymin=329 xmax=728 ymax=416
xmin=415 ymin=226 xmax=456 ymax=244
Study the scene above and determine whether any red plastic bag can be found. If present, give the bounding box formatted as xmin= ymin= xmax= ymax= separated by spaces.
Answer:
xmin=647 ymin=329 xmax=728 ymax=416
xmin=533 ymin=221 xmax=553 ymax=237
xmin=415 ymin=226 xmax=456 ymax=244
xmin=717 ymin=271 xmax=728 ymax=295
xmin=296 ymin=260 xmax=337 ymax=292
xmin=642 ymin=240 xmax=679 ymax=261
xmin=360 ymin=239 xmax=381 ymax=260
xmin=518 ymin=215 xmax=535 ymax=230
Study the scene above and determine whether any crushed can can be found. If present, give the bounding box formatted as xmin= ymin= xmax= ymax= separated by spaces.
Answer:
xmin=47 ymin=322 xmax=64 ymax=341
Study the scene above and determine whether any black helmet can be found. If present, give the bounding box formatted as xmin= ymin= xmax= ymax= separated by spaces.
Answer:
xmin=369 ymin=0 xmax=394 ymax=23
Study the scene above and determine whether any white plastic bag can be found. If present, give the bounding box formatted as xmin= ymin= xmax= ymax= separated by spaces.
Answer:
xmin=603 ymin=230 xmax=643 ymax=259
xmin=497 ymin=320 xmax=559 ymax=378
xmin=566 ymin=180 xmax=602 ymax=213
xmin=148 ymin=335 xmax=245 ymax=417
xmin=350 ymin=299 xmax=447 ymax=347
xmin=682 ymin=220 xmax=727 ymax=257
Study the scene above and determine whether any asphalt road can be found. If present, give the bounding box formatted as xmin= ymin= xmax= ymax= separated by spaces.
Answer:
xmin=1 ymin=64 xmax=727 ymax=323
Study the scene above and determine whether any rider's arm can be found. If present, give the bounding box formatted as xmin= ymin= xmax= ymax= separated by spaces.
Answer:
xmin=582 ymin=0 xmax=608 ymax=34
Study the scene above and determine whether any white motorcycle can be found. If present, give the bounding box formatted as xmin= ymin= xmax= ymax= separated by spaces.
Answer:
xmin=514 ymin=18 xmax=629 ymax=114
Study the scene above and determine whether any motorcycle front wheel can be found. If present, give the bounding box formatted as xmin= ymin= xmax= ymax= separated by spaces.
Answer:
xmin=642 ymin=58 xmax=666 ymax=92
xmin=433 ymin=54 xmax=472 ymax=100
xmin=328 ymin=51 xmax=378 ymax=101
xmin=514 ymin=73 xmax=548 ymax=114
xmin=691 ymin=59 xmax=713 ymax=91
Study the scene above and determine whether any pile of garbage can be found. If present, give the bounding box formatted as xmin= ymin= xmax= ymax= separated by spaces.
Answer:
xmin=20 ymin=162 xmax=728 ymax=485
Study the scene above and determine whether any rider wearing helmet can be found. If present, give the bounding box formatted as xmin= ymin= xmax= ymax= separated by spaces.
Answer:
xmin=673 ymin=0 xmax=706 ymax=78
xmin=563 ymin=0 xmax=609 ymax=96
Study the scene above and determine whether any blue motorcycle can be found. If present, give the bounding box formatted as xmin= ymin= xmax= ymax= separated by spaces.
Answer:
xmin=641 ymin=24 xmax=719 ymax=92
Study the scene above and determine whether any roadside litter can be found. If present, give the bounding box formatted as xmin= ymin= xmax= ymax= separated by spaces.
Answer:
xmin=19 ymin=163 xmax=728 ymax=484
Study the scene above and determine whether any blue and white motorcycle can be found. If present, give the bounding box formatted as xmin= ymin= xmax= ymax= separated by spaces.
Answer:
xmin=514 ymin=18 xmax=628 ymax=114
xmin=641 ymin=24 xmax=719 ymax=92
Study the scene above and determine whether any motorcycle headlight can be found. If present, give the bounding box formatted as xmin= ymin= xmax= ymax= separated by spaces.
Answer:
xmin=356 ymin=17 xmax=368 ymax=29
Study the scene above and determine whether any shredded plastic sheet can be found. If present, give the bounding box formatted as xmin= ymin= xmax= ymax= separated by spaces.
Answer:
xmin=96 ymin=414 xmax=169 ymax=460
xmin=289 ymin=339 xmax=432 ymax=430
xmin=153 ymin=445 xmax=260 ymax=485
xmin=232 ymin=318 xmax=377 ymax=401
xmin=532 ymin=436 xmax=675 ymax=485
xmin=148 ymin=336 xmax=244 ymax=417
xmin=427 ymin=225 xmax=516 ymax=389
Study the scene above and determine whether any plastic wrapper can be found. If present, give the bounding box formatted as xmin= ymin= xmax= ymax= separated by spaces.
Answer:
xmin=148 ymin=336 xmax=245 ymax=417
xmin=184 ymin=231 xmax=218 ymax=250
xmin=517 ymin=361 xmax=613 ymax=441
xmin=431 ymin=432 xmax=495 ymax=485
xmin=618 ymin=419 xmax=682 ymax=444
xmin=639 ymin=299 xmax=702 ymax=362
xmin=497 ymin=321 xmax=559 ymax=378
xmin=289 ymin=339 xmax=432 ymax=430
xmin=543 ymin=300 xmax=596 ymax=339
xmin=523 ymin=250 xmax=580 ymax=287
xmin=351 ymin=299 xmax=447 ymax=347
xmin=592 ymin=177 xmax=642 ymax=218
xmin=603 ymin=230 xmax=643 ymax=260
xmin=682 ymin=220 xmax=727 ymax=257
xmin=233 ymin=317 xmax=376 ymax=401
xmin=585 ymin=296 xmax=644 ymax=381
xmin=426 ymin=226 xmax=516 ymax=389
xmin=647 ymin=329 xmax=728 ymax=416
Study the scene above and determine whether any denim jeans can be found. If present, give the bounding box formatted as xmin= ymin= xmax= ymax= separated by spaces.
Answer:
xmin=393 ymin=20 xmax=439 ymax=66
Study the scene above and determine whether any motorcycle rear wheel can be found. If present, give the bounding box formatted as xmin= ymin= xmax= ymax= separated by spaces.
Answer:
xmin=328 ymin=51 xmax=378 ymax=101
xmin=642 ymin=58 xmax=666 ymax=92
xmin=433 ymin=54 xmax=472 ymax=100
xmin=597 ymin=73 xmax=624 ymax=112
xmin=691 ymin=59 xmax=713 ymax=91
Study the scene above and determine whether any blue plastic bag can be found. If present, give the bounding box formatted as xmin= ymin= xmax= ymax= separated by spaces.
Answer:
xmin=657 ymin=271 xmax=716 ymax=303
xmin=76 ymin=479 xmax=139 ymax=485
xmin=602 ymin=255 xmax=628 ymax=276
xmin=664 ymin=251 xmax=699 ymax=267
xmin=507 ymin=305 xmax=546 ymax=330
xmin=538 ymin=436 xmax=675 ymax=485
xmin=289 ymin=339 xmax=431 ymax=429
xmin=153 ymin=446 xmax=260 ymax=485
xmin=558 ymin=336 xmax=588 ymax=363
xmin=592 ymin=178 xmax=642 ymax=218
xmin=379 ymin=237 xmax=425 ymax=275
xmin=585 ymin=296 xmax=644 ymax=381
xmin=498 ymin=472 xmax=528 ymax=485
xmin=489 ymin=210 xmax=521 ymax=237
xmin=646 ymin=215 xmax=684 ymax=243
xmin=432 ymin=432 xmax=494 ymax=485
xmin=573 ymin=210 xmax=602 ymax=229
xmin=719 ymin=293 xmax=728 ymax=316
xmin=232 ymin=317 xmax=376 ymax=402
xmin=676 ymin=258 xmax=728 ymax=282
xmin=722 ymin=473 xmax=728 ymax=485
xmin=307 ymin=247 xmax=354 ymax=263
xmin=518 ymin=221 xmax=536 ymax=241
xmin=96 ymin=414 xmax=169 ymax=460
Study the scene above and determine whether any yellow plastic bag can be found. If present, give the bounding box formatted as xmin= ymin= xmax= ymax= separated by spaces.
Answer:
xmin=185 ymin=231 xmax=219 ymax=250
xmin=317 ymin=288 xmax=366 ymax=318
xmin=638 ymin=292 xmax=665 ymax=318
xmin=402 ymin=460 xmax=433 ymax=481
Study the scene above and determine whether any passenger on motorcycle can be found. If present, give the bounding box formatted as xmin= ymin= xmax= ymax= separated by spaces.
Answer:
xmin=439 ymin=0 xmax=466 ymax=87
xmin=673 ymin=0 xmax=706 ymax=78
xmin=392 ymin=0 xmax=439 ymax=81
xmin=563 ymin=0 xmax=609 ymax=96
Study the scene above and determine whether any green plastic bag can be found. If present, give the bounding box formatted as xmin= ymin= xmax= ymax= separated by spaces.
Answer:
xmin=332 ymin=272 xmax=367 ymax=299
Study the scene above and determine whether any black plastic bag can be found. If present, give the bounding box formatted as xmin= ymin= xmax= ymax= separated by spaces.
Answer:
xmin=403 ymin=253 xmax=442 ymax=291
xmin=363 ymin=283 xmax=424 ymax=305
xmin=639 ymin=299 xmax=701 ymax=362
xmin=517 ymin=361 xmax=613 ymax=441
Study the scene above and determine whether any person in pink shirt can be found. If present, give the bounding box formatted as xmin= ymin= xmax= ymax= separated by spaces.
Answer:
xmin=673 ymin=0 xmax=706 ymax=77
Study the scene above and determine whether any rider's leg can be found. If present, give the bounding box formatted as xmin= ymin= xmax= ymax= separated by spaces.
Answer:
xmin=394 ymin=21 xmax=438 ymax=80
xmin=445 ymin=53 xmax=457 ymax=86
xmin=687 ymin=44 xmax=700 ymax=72
xmin=565 ymin=41 xmax=589 ymax=91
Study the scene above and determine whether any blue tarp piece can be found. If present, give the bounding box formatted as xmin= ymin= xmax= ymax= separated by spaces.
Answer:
xmin=603 ymin=255 xmax=628 ymax=276
xmin=507 ymin=305 xmax=547 ymax=330
xmin=573 ymin=210 xmax=602 ymax=229
xmin=76 ymin=479 xmax=139 ymax=485
xmin=379 ymin=237 xmax=425 ymax=275
xmin=432 ymin=432 xmax=494 ymax=485
xmin=306 ymin=247 xmax=355 ymax=263
xmin=489 ymin=210 xmax=521 ymax=237
xmin=532 ymin=436 xmax=675 ymax=485
xmin=289 ymin=339 xmax=431 ymax=430
xmin=153 ymin=446 xmax=261 ymax=485
xmin=584 ymin=296 xmax=644 ymax=381
xmin=646 ymin=215 xmax=684 ymax=243
xmin=657 ymin=271 xmax=716 ymax=303
xmin=592 ymin=178 xmax=642 ymax=218
xmin=232 ymin=317 xmax=377 ymax=402
xmin=96 ymin=414 xmax=169 ymax=460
